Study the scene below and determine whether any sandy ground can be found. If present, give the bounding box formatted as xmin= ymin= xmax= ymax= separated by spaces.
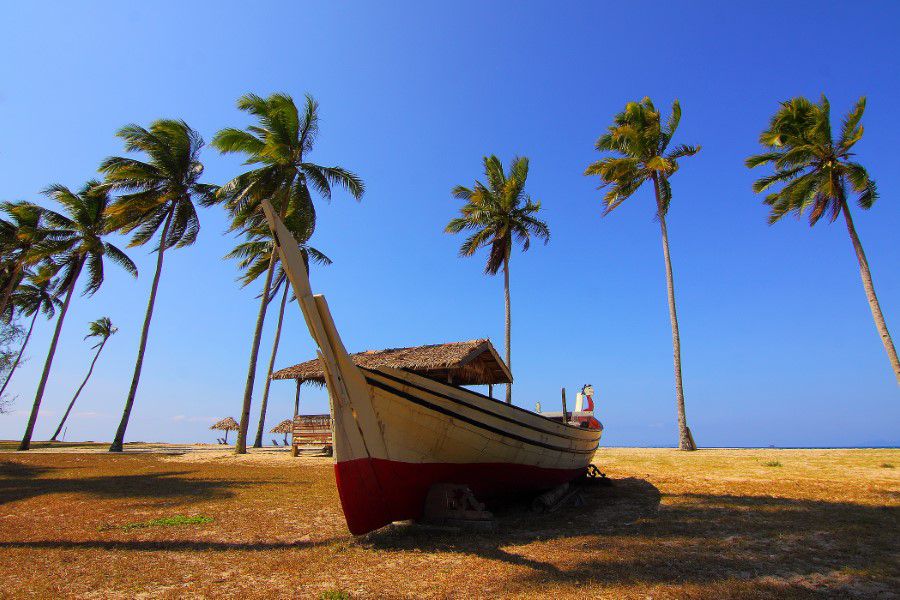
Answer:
xmin=0 ymin=444 xmax=897 ymax=599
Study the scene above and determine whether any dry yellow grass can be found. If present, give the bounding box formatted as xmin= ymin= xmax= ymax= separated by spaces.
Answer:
xmin=0 ymin=445 xmax=897 ymax=599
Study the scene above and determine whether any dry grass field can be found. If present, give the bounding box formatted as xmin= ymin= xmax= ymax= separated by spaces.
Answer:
xmin=0 ymin=444 xmax=897 ymax=599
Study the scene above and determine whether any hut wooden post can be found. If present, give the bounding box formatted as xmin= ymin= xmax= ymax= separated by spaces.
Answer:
xmin=293 ymin=380 xmax=301 ymax=457
xmin=488 ymin=384 xmax=493 ymax=399
xmin=224 ymin=430 xmax=229 ymax=444
xmin=561 ymin=387 xmax=568 ymax=424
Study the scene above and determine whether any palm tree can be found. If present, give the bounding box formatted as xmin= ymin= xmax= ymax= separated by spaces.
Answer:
xmin=0 ymin=264 xmax=62 ymax=397
xmin=0 ymin=202 xmax=64 ymax=318
xmin=50 ymin=317 xmax=117 ymax=441
xmin=584 ymin=98 xmax=700 ymax=450
xmin=446 ymin=155 xmax=550 ymax=404
xmin=212 ymin=92 xmax=363 ymax=454
xmin=225 ymin=210 xmax=330 ymax=448
xmin=18 ymin=182 xmax=137 ymax=451
xmin=100 ymin=119 xmax=216 ymax=452
xmin=747 ymin=96 xmax=899 ymax=384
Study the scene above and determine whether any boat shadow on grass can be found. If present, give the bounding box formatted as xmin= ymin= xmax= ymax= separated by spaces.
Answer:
xmin=361 ymin=477 xmax=661 ymax=575
xmin=361 ymin=477 xmax=899 ymax=595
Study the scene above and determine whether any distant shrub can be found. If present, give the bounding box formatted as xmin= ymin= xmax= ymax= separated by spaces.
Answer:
xmin=320 ymin=591 xmax=350 ymax=600
xmin=880 ymin=463 xmax=894 ymax=469
xmin=762 ymin=461 xmax=782 ymax=467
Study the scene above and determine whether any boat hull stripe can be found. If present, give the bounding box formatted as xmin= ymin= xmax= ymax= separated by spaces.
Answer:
xmin=363 ymin=368 xmax=601 ymax=442
xmin=365 ymin=376 xmax=599 ymax=455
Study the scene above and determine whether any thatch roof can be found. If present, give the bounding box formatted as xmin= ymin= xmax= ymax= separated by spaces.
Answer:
xmin=272 ymin=339 xmax=512 ymax=386
xmin=270 ymin=419 xmax=293 ymax=434
xmin=210 ymin=417 xmax=239 ymax=431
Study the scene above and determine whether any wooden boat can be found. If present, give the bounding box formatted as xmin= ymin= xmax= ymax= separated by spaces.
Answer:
xmin=261 ymin=200 xmax=603 ymax=535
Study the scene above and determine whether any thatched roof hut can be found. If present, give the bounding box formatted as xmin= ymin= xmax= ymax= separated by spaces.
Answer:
xmin=270 ymin=419 xmax=293 ymax=434
xmin=210 ymin=417 xmax=239 ymax=431
xmin=272 ymin=339 xmax=512 ymax=387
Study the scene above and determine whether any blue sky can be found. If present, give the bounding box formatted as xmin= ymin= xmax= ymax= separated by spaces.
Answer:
xmin=1 ymin=1 xmax=898 ymax=447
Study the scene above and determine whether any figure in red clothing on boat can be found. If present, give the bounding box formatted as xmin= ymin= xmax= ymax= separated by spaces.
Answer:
xmin=574 ymin=384 xmax=602 ymax=430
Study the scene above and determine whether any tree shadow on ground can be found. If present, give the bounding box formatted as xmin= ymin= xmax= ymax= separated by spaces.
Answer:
xmin=0 ymin=460 xmax=247 ymax=505
xmin=363 ymin=477 xmax=898 ymax=597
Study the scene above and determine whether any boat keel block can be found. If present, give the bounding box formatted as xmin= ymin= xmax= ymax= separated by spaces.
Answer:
xmin=422 ymin=483 xmax=495 ymax=529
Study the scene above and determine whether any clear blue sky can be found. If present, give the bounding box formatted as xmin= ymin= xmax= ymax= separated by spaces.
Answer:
xmin=1 ymin=1 xmax=898 ymax=447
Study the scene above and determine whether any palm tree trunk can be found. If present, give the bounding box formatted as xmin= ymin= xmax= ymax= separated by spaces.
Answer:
xmin=51 ymin=338 xmax=107 ymax=441
xmin=18 ymin=259 xmax=83 ymax=451
xmin=503 ymin=255 xmax=512 ymax=404
xmin=841 ymin=200 xmax=900 ymax=384
xmin=652 ymin=174 xmax=695 ymax=451
xmin=0 ymin=309 xmax=38 ymax=397
xmin=109 ymin=208 xmax=174 ymax=452
xmin=253 ymin=281 xmax=289 ymax=448
xmin=0 ymin=261 xmax=23 ymax=321
xmin=235 ymin=252 xmax=277 ymax=454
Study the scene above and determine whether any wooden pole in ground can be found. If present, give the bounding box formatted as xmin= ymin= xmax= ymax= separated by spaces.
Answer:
xmin=488 ymin=384 xmax=493 ymax=399
xmin=292 ymin=380 xmax=301 ymax=457
xmin=561 ymin=387 xmax=568 ymax=424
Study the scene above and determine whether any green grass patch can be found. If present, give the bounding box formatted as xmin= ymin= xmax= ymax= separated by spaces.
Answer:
xmin=880 ymin=463 xmax=894 ymax=469
xmin=100 ymin=515 xmax=213 ymax=532
xmin=320 ymin=591 xmax=350 ymax=600
xmin=762 ymin=460 xmax=782 ymax=467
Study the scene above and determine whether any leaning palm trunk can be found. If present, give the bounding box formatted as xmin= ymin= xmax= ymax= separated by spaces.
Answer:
xmin=235 ymin=252 xmax=277 ymax=454
xmin=51 ymin=337 xmax=108 ymax=441
xmin=18 ymin=260 xmax=83 ymax=451
xmin=109 ymin=209 xmax=174 ymax=452
xmin=841 ymin=199 xmax=900 ymax=384
xmin=253 ymin=281 xmax=289 ymax=448
xmin=653 ymin=175 xmax=695 ymax=451
xmin=503 ymin=255 xmax=512 ymax=404
xmin=0 ymin=309 xmax=38 ymax=397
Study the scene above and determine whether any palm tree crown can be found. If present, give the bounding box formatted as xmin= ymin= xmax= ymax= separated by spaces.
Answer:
xmin=746 ymin=95 xmax=876 ymax=224
xmin=446 ymin=155 xmax=549 ymax=274
xmin=212 ymin=93 xmax=364 ymax=223
xmin=41 ymin=181 xmax=138 ymax=291
xmin=86 ymin=316 xmax=117 ymax=348
xmin=584 ymin=97 xmax=700 ymax=216
xmin=11 ymin=264 xmax=63 ymax=320
xmin=101 ymin=119 xmax=217 ymax=249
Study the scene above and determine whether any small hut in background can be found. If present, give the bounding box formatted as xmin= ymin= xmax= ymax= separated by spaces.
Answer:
xmin=270 ymin=419 xmax=293 ymax=445
xmin=210 ymin=417 xmax=239 ymax=444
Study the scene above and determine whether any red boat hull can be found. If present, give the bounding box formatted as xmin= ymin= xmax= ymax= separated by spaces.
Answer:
xmin=335 ymin=457 xmax=587 ymax=535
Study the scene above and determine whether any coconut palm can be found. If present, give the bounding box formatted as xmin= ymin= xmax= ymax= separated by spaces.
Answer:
xmin=0 ymin=202 xmax=65 ymax=318
xmin=212 ymin=92 xmax=363 ymax=454
xmin=100 ymin=119 xmax=216 ymax=452
xmin=446 ymin=155 xmax=550 ymax=404
xmin=746 ymin=95 xmax=898 ymax=384
xmin=50 ymin=317 xmax=117 ymax=441
xmin=0 ymin=264 xmax=62 ymax=397
xmin=18 ymin=182 xmax=137 ymax=451
xmin=225 ymin=208 xmax=330 ymax=448
xmin=584 ymin=98 xmax=700 ymax=450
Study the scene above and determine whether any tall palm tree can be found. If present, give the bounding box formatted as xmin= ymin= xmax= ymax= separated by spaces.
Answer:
xmin=100 ymin=119 xmax=216 ymax=452
xmin=584 ymin=98 xmax=700 ymax=450
xmin=226 ymin=211 xmax=330 ymax=448
xmin=0 ymin=264 xmax=62 ymax=397
xmin=51 ymin=317 xmax=117 ymax=441
xmin=747 ymin=95 xmax=899 ymax=384
xmin=0 ymin=202 xmax=64 ymax=318
xmin=212 ymin=92 xmax=363 ymax=454
xmin=18 ymin=181 xmax=137 ymax=451
xmin=446 ymin=155 xmax=550 ymax=404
